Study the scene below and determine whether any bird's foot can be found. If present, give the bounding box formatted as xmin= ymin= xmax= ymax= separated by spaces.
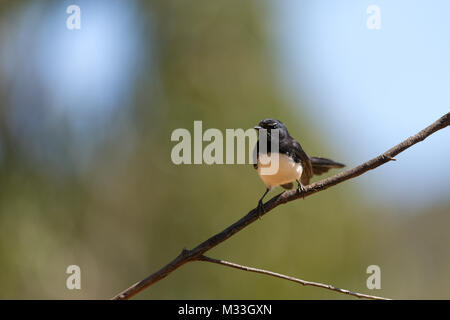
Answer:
xmin=296 ymin=183 xmax=306 ymax=199
xmin=257 ymin=200 xmax=265 ymax=219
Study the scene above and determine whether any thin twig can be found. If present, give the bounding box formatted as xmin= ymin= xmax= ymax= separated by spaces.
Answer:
xmin=197 ymin=255 xmax=390 ymax=300
xmin=112 ymin=112 xmax=450 ymax=300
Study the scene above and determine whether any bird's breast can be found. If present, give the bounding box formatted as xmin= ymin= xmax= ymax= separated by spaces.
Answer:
xmin=257 ymin=153 xmax=303 ymax=189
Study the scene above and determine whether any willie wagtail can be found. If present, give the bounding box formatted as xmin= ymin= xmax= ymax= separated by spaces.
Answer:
xmin=254 ymin=118 xmax=345 ymax=215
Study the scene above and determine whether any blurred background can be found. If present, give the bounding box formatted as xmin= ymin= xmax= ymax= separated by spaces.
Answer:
xmin=0 ymin=0 xmax=449 ymax=299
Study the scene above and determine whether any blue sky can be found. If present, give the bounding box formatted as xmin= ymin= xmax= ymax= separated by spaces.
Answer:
xmin=0 ymin=1 xmax=146 ymax=173
xmin=273 ymin=0 xmax=450 ymax=209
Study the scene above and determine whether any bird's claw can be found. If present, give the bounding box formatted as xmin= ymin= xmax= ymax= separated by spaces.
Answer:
xmin=296 ymin=184 xmax=306 ymax=199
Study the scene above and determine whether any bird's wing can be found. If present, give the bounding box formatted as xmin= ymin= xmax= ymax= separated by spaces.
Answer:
xmin=299 ymin=153 xmax=313 ymax=186
xmin=284 ymin=140 xmax=313 ymax=186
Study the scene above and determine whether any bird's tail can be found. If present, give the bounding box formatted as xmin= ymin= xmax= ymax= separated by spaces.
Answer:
xmin=309 ymin=156 xmax=345 ymax=176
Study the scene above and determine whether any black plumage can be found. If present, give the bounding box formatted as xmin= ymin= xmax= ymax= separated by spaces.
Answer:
xmin=253 ymin=118 xmax=345 ymax=216
xmin=254 ymin=118 xmax=344 ymax=187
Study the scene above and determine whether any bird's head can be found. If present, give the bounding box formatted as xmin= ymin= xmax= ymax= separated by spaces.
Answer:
xmin=254 ymin=119 xmax=289 ymax=139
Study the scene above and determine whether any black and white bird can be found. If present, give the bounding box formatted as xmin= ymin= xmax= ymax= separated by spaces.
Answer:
xmin=253 ymin=118 xmax=345 ymax=215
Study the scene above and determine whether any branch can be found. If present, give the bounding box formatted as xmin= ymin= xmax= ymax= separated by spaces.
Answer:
xmin=112 ymin=112 xmax=450 ymax=300
xmin=197 ymin=255 xmax=390 ymax=300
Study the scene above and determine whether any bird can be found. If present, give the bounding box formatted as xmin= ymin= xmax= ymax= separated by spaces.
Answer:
xmin=253 ymin=118 xmax=345 ymax=216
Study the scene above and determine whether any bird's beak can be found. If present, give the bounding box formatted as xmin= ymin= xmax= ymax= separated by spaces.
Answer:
xmin=254 ymin=125 xmax=262 ymax=131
